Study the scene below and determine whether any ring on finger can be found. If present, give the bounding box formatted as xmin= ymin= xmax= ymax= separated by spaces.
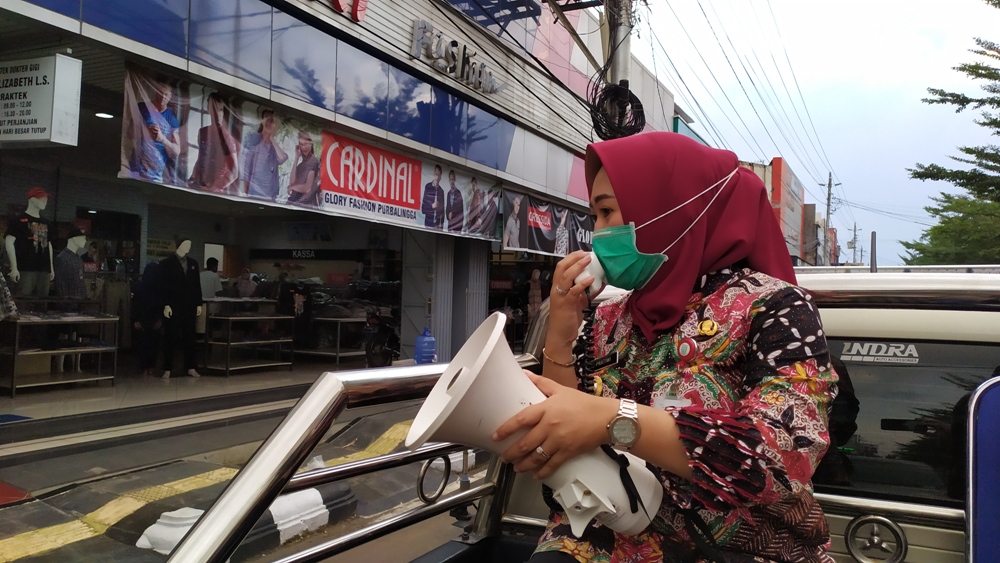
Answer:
xmin=535 ymin=446 xmax=551 ymax=460
xmin=554 ymin=285 xmax=569 ymax=296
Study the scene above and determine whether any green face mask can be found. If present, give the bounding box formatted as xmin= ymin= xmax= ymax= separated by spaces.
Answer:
xmin=592 ymin=224 xmax=666 ymax=290
xmin=590 ymin=167 xmax=740 ymax=291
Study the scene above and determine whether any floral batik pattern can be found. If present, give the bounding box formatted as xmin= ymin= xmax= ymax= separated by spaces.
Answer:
xmin=535 ymin=268 xmax=838 ymax=563
xmin=0 ymin=272 xmax=17 ymax=321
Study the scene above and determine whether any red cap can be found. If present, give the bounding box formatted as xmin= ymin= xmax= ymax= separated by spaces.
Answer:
xmin=26 ymin=187 xmax=50 ymax=200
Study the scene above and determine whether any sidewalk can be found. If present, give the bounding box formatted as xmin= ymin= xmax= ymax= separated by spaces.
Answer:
xmin=0 ymin=353 xmax=366 ymax=421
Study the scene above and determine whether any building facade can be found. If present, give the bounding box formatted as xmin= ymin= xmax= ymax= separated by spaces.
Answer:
xmin=0 ymin=0 xmax=684 ymax=361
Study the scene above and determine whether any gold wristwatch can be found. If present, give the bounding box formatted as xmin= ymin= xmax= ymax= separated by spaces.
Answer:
xmin=607 ymin=398 xmax=641 ymax=452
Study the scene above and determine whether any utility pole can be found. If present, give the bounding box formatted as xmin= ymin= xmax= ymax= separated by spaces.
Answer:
xmin=820 ymin=172 xmax=841 ymax=266
xmin=852 ymin=223 xmax=858 ymax=265
xmin=606 ymin=0 xmax=633 ymax=114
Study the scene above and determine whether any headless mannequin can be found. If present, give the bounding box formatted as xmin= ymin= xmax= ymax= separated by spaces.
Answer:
xmin=55 ymin=234 xmax=89 ymax=373
xmin=5 ymin=196 xmax=55 ymax=289
xmin=161 ymin=240 xmax=203 ymax=379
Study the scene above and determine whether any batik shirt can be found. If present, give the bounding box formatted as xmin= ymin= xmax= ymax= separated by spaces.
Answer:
xmin=535 ymin=268 xmax=838 ymax=563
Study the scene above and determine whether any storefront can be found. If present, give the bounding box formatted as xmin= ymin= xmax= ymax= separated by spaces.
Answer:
xmin=0 ymin=0 xmax=680 ymax=399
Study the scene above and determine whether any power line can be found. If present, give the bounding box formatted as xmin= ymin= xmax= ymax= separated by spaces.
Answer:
xmin=641 ymin=7 xmax=728 ymax=149
xmin=657 ymin=2 xmax=767 ymax=159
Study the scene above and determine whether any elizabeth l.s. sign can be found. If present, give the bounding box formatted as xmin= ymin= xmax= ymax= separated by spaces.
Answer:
xmin=0 ymin=54 xmax=81 ymax=147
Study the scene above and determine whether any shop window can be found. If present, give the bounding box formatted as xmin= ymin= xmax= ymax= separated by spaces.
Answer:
xmin=465 ymin=104 xmax=501 ymax=169
xmin=429 ymin=86 xmax=467 ymax=156
xmin=83 ymin=0 xmax=189 ymax=58
xmin=335 ymin=42 xmax=389 ymax=130
xmin=387 ymin=67 xmax=432 ymax=145
xmin=271 ymin=9 xmax=338 ymax=111
xmin=189 ymin=0 xmax=271 ymax=87
xmin=74 ymin=208 xmax=142 ymax=275
xmin=25 ymin=0 xmax=79 ymax=18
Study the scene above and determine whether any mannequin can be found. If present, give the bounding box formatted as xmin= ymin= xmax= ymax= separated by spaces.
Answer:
xmin=54 ymin=227 xmax=89 ymax=373
xmin=159 ymin=239 xmax=203 ymax=379
xmin=5 ymin=187 xmax=55 ymax=297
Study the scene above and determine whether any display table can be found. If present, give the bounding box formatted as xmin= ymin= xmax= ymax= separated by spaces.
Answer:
xmin=296 ymin=317 xmax=368 ymax=365
xmin=204 ymin=299 xmax=295 ymax=376
xmin=0 ymin=313 xmax=119 ymax=398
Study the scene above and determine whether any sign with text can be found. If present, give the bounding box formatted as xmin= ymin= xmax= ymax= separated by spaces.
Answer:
xmin=0 ymin=54 xmax=81 ymax=147
xmin=120 ymin=66 xmax=499 ymax=241
xmin=502 ymin=190 xmax=593 ymax=256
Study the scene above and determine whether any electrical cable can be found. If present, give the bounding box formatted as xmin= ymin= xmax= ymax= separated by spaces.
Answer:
xmin=647 ymin=21 xmax=763 ymax=159
xmin=658 ymin=0 xmax=769 ymax=160
xmin=693 ymin=0 xmax=824 ymax=186
xmin=587 ymin=2 xmax=645 ymax=140
xmin=641 ymin=6 xmax=728 ymax=149
xmin=428 ymin=1 xmax=596 ymax=142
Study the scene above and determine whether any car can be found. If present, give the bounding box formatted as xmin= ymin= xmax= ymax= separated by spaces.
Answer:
xmin=517 ymin=269 xmax=1000 ymax=563
xmin=168 ymin=268 xmax=1000 ymax=563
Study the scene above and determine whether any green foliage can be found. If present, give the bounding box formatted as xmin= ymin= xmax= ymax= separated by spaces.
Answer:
xmin=905 ymin=2 xmax=1000 ymax=263
xmin=901 ymin=194 xmax=1000 ymax=264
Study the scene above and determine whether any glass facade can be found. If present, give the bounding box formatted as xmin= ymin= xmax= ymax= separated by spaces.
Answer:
xmin=24 ymin=0 xmax=517 ymax=170
xmin=189 ymin=0 xmax=272 ymax=86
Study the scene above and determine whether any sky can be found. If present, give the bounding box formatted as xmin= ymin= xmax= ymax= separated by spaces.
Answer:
xmin=632 ymin=0 xmax=1000 ymax=265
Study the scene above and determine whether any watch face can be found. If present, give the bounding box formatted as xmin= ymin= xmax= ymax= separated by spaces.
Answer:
xmin=611 ymin=418 xmax=639 ymax=444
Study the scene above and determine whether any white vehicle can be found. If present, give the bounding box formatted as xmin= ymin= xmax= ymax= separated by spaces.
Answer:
xmin=516 ymin=268 xmax=1000 ymax=562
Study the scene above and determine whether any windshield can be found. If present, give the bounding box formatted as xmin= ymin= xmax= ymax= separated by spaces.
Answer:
xmin=815 ymin=338 xmax=1000 ymax=507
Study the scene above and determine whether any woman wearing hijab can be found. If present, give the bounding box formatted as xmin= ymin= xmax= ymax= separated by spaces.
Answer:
xmin=494 ymin=133 xmax=837 ymax=563
xmin=189 ymin=93 xmax=240 ymax=194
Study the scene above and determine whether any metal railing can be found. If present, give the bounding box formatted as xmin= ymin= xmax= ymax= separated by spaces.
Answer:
xmin=168 ymin=356 xmax=537 ymax=563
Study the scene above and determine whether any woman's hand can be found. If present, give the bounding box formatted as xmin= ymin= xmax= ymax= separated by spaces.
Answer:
xmin=494 ymin=372 xmax=615 ymax=480
xmin=545 ymin=251 xmax=595 ymax=348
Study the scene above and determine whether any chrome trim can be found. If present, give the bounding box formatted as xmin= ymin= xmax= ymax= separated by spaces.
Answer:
xmin=844 ymin=515 xmax=907 ymax=563
xmin=269 ymin=483 xmax=495 ymax=563
xmin=167 ymin=372 xmax=350 ymax=563
xmin=284 ymin=442 xmax=464 ymax=493
xmin=815 ymin=493 xmax=965 ymax=530
xmin=967 ymin=377 xmax=1000 ymax=563
xmin=169 ymin=356 xmax=539 ymax=563
xmin=417 ymin=455 xmax=452 ymax=504
xmin=502 ymin=514 xmax=551 ymax=528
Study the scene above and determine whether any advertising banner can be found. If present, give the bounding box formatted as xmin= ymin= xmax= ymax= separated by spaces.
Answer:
xmin=502 ymin=190 xmax=593 ymax=256
xmin=118 ymin=66 xmax=499 ymax=240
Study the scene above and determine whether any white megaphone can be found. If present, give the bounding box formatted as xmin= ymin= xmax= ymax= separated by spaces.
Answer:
xmin=406 ymin=312 xmax=663 ymax=537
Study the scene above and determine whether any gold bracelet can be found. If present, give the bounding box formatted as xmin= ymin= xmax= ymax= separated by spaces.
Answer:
xmin=542 ymin=347 xmax=576 ymax=368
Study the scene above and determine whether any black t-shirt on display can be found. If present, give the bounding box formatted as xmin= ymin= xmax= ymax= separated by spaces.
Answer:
xmin=7 ymin=213 xmax=51 ymax=272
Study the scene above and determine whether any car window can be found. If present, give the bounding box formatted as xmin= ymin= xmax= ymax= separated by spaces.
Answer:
xmin=815 ymin=338 xmax=1000 ymax=508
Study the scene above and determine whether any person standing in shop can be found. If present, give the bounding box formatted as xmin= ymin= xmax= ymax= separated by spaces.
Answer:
xmin=421 ymin=164 xmax=445 ymax=229
xmin=129 ymin=79 xmax=181 ymax=183
xmin=132 ymin=262 xmax=163 ymax=376
xmin=200 ymin=257 xmax=223 ymax=300
xmin=446 ymin=170 xmax=465 ymax=233
xmin=241 ymin=108 xmax=288 ymax=201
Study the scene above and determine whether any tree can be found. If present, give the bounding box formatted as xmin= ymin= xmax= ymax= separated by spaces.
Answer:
xmin=901 ymin=194 xmax=1000 ymax=264
xmin=905 ymin=0 xmax=1000 ymax=263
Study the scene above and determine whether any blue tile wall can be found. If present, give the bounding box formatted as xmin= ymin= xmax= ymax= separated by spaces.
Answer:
xmin=189 ymin=0 xmax=272 ymax=86
xmin=271 ymin=9 xmax=338 ymax=110
xmin=83 ymin=0 xmax=189 ymax=58
xmin=24 ymin=0 xmax=79 ymax=18
xmin=335 ymin=42 xmax=389 ymax=130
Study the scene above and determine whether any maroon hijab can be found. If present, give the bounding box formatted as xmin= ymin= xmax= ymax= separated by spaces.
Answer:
xmin=586 ymin=132 xmax=796 ymax=342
